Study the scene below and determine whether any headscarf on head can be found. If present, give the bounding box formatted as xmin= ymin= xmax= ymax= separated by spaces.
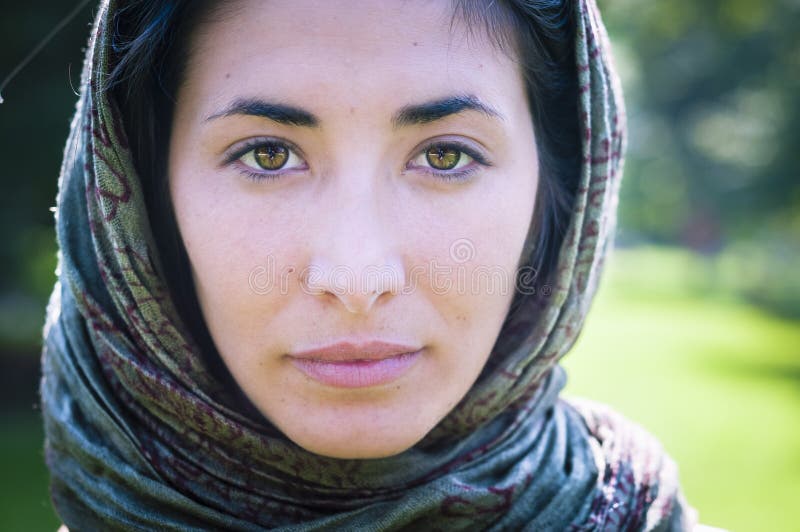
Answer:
xmin=40 ymin=0 xmax=696 ymax=529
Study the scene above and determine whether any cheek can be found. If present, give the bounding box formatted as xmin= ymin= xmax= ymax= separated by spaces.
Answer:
xmin=408 ymin=170 xmax=538 ymax=353
xmin=429 ymin=173 xmax=536 ymax=286
xmin=169 ymin=169 xmax=308 ymax=356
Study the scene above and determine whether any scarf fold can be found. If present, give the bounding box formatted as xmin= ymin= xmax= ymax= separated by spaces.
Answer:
xmin=41 ymin=0 xmax=696 ymax=529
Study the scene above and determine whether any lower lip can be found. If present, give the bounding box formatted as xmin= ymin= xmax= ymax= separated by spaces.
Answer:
xmin=289 ymin=350 xmax=422 ymax=388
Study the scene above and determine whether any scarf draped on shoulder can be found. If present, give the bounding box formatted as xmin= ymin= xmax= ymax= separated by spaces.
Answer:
xmin=41 ymin=0 xmax=696 ymax=529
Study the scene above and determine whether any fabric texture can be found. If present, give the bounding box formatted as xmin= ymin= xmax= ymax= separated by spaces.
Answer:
xmin=40 ymin=0 xmax=697 ymax=529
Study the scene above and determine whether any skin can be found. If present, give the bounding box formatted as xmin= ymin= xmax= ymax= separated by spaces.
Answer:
xmin=169 ymin=0 xmax=539 ymax=459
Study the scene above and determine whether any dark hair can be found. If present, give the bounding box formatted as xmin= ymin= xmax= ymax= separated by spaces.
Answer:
xmin=106 ymin=0 xmax=580 ymax=366
xmin=452 ymin=0 xmax=580 ymax=278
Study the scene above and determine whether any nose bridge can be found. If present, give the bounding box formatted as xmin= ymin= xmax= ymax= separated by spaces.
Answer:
xmin=305 ymin=169 xmax=405 ymax=314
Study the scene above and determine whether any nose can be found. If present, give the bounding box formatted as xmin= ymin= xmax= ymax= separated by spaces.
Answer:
xmin=301 ymin=183 xmax=406 ymax=315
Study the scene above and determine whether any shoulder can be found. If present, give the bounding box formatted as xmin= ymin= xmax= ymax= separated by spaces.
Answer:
xmin=562 ymin=397 xmax=699 ymax=531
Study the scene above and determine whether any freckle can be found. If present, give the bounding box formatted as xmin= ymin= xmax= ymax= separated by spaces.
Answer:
xmin=412 ymin=41 xmax=418 ymax=46
xmin=349 ymin=106 xmax=356 ymax=115
xmin=225 ymin=72 xmax=230 ymax=79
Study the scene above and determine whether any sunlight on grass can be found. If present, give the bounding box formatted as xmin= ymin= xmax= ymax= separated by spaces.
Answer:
xmin=563 ymin=246 xmax=800 ymax=532
xmin=2 ymin=246 xmax=797 ymax=531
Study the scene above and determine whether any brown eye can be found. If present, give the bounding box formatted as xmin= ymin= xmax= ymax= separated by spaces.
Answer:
xmin=425 ymin=146 xmax=461 ymax=170
xmin=253 ymin=144 xmax=289 ymax=170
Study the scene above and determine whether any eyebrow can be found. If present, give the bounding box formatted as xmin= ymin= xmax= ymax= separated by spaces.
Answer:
xmin=206 ymin=98 xmax=319 ymax=127
xmin=205 ymin=94 xmax=503 ymax=128
xmin=392 ymin=94 xmax=503 ymax=128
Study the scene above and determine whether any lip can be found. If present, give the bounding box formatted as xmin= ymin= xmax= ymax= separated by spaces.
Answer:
xmin=288 ymin=340 xmax=423 ymax=388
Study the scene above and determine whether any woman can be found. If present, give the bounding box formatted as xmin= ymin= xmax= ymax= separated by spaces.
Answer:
xmin=41 ymin=0 xmax=698 ymax=529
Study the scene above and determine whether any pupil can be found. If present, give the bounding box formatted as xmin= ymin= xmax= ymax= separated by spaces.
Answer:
xmin=254 ymin=145 xmax=288 ymax=170
xmin=426 ymin=146 xmax=460 ymax=170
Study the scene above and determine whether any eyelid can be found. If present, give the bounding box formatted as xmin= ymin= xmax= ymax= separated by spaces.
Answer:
xmin=220 ymin=135 xmax=491 ymax=184
xmin=399 ymin=138 xmax=492 ymax=185
xmin=407 ymin=138 xmax=492 ymax=173
xmin=221 ymin=136 xmax=307 ymax=167
xmin=413 ymin=137 xmax=491 ymax=165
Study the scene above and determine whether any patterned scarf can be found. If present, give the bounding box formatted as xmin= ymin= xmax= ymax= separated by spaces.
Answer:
xmin=41 ymin=0 xmax=696 ymax=529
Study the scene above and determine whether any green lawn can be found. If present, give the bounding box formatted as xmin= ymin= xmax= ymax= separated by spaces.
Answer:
xmin=563 ymin=247 xmax=800 ymax=532
xmin=3 ymin=246 xmax=798 ymax=531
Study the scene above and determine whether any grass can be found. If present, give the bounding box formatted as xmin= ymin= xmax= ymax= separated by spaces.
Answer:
xmin=563 ymin=246 xmax=800 ymax=532
xmin=2 ymin=246 xmax=797 ymax=531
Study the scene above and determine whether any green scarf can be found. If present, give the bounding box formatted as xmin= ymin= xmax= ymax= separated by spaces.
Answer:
xmin=41 ymin=0 xmax=696 ymax=529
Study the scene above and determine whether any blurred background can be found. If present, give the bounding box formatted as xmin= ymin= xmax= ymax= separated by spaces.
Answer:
xmin=0 ymin=0 xmax=797 ymax=530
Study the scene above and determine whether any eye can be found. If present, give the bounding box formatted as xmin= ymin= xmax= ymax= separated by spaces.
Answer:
xmin=230 ymin=140 xmax=307 ymax=178
xmin=413 ymin=144 xmax=473 ymax=172
xmin=407 ymin=140 xmax=490 ymax=182
xmin=252 ymin=144 xmax=289 ymax=170
xmin=431 ymin=145 xmax=469 ymax=170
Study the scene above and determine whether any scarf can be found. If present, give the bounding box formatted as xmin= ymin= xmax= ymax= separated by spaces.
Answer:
xmin=40 ymin=0 xmax=696 ymax=529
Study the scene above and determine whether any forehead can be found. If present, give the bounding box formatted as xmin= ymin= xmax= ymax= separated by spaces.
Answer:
xmin=183 ymin=0 xmax=525 ymax=119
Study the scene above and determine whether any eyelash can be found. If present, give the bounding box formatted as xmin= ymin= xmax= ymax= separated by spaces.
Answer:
xmin=223 ymin=138 xmax=307 ymax=182
xmin=223 ymin=138 xmax=491 ymax=183
xmin=407 ymin=141 xmax=490 ymax=182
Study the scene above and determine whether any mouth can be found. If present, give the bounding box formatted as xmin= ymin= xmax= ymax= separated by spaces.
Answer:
xmin=287 ymin=340 xmax=423 ymax=388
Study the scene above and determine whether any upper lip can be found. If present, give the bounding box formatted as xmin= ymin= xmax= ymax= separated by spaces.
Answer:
xmin=288 ymin=340 xmax=422 ymax=362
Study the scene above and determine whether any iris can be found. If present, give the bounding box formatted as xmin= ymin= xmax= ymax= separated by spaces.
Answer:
xmin=254 ymin=144 xmax=290 ymax=170
xmin=426 ymin=145 xmax=461 ymax=170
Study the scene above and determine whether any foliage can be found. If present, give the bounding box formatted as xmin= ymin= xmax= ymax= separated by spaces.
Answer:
xmin=0 ymin=2 xmax=90 ymax=352
xmin=599 ymin=0 xmax=800 ymax=250
xmin=1 ymin=1 xmax=799 ymax=351
xmin=1 ymin=3 xmax=798 ymax=530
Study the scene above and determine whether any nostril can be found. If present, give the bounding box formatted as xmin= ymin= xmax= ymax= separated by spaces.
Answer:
xmin=338 ymin=289 xmax=383 ymax=315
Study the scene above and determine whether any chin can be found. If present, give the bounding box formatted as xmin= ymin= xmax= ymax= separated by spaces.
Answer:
xmin=307 ymin=443 xmax=414 ymax=460
xmin=282 ymin=422 xmax=428 ymax=460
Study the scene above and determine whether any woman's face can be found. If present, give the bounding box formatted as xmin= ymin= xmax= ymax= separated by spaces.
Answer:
xmin=169 ymin=0 xmax=538 ymax=459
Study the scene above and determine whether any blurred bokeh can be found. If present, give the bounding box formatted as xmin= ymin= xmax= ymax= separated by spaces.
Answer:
xmin=1 ymin=1 xmax=797 ymax=530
